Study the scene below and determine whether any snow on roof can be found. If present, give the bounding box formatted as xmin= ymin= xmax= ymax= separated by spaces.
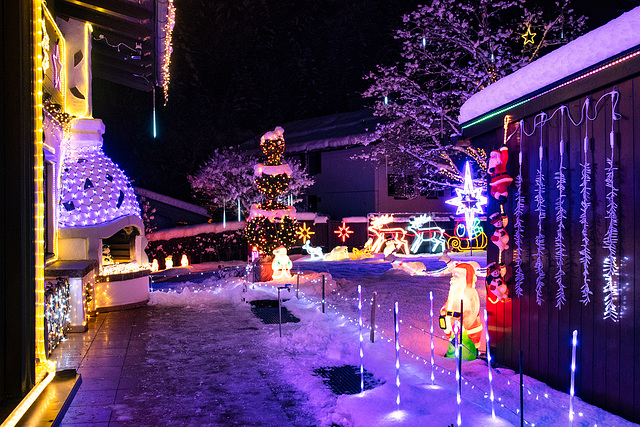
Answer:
xmin=459 ymin=6 xmax=640 ymax=125
xmin=243 ymin=110 xmax=381 ymax=154
xmin=134 ymin=187 xmax=209 ymax=217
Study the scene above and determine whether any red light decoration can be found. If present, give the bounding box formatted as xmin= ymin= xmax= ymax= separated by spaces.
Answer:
xmin=334 ymin=222 xmax=354 ymax=242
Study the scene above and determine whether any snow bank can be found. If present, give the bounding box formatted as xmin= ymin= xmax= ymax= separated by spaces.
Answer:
xmin=146 ymin=221 xmax=245 ymax=241
xmin=459 ymin=6 xmax=640 ymax=124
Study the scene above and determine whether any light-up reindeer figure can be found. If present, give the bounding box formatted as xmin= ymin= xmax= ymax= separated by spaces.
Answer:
xmin=368 ymin=214 xmax=410 ymax=254
xmin=407 ymin=214 xmax=446 ymax=254
xmin=302 ymin=240 xmax=324 ymax=260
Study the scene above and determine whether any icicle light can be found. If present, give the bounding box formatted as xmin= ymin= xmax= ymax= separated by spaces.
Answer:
xmin=514 ymin=124 xmax=525 ymax=297
xmin=555 ymin=111 xmax=567 ymax=308
xmin=579 ymin=129 xmax=592 ymax=305
xmin=534 ymin=115 xmax=547 ymax=305
xmin=603 ymin=128 xmax=619 ymax=322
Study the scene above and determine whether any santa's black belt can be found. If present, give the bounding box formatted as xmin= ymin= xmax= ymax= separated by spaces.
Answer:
xmin=445 ymin=311 xmax=461 ymax=317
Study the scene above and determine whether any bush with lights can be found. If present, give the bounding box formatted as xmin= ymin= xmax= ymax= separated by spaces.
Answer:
xmin=245 ymin=126 xmax=298 ymax=257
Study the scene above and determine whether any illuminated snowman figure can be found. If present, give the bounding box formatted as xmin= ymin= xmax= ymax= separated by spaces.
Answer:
xmin=180 ymin=254 xmax=189 ymax=267
xmin=271 ymin=246 xmax=293 ymax=281
xmin=151 ymin=259 xmax=159 ymax=272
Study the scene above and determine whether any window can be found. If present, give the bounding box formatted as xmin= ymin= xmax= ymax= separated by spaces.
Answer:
xmin=421 ymin=189 xmax=445 ymax=199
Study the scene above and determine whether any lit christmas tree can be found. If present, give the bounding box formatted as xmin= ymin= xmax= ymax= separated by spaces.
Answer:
xmin=245 ymin=127 xmax=298 ymax=256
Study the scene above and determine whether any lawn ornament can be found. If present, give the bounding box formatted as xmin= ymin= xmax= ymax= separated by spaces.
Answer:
xmin=302 ymin=240 xmax=324 ymax=260
xmin=488 ymin=145 xmax=513 ymax=204
xmin=271 ymin=246 xmax=293 ymax=280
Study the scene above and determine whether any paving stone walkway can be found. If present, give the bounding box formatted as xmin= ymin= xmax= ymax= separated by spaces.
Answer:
xmin=53 ymin=299 xmax=319 ymax=426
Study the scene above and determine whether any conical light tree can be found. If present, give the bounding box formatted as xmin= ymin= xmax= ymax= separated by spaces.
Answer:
xmin=244 ymin=127 xmax=298 ymax=256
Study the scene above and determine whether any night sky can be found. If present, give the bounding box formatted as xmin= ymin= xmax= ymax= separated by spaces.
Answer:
xmin=94 ymin=0 xmax=639 ymax=202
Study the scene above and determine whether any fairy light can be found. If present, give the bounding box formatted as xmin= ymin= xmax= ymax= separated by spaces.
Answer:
xmin=34 ymin=0 xmax=48 ymax=375
xmin=160 ymin=0 xmax=176 ymax=104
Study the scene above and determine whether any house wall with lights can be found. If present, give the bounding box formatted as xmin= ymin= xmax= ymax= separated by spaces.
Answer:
xmin=460 ymin=7 xmax=640 ymax=423
xmin=1 ymin=0 xmax=174 ymax=421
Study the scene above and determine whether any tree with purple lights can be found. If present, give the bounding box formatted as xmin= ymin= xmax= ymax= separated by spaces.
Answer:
xmin=362 ymin=0 xmax=586 ymax=195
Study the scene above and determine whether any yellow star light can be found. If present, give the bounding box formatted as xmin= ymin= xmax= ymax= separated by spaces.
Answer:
xmin=334 ymin=222 xmax=354 ymax=242
xmin=296 ymin=222 xmax=315 ymax=242
xmin=522 ymin=25 xmax=536 ymax=45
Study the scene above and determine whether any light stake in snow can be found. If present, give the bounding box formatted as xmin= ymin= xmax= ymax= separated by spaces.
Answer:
xmin=445 ymin=161 xmax=487 ymax=242
xmin=237 ymin=199 xmax=241 ymax=222
xmin=358 ymin=285 xmax=364 ymax=393
xmin=223 ymin=199 xmax=226 ymax=229
xmin=277 ymin=285 xmax=291 ymax=338
xmin=370 ymin=291 xmax=377 ymax=343
xmin=394 ymin=301 xmax=400 ymax=411
xmin=322 ymin=275 xmax=325 ymax=313
xmin=484 ymin=309 xmax=495 ymax=419
xmin=455 ymin=321 xmax=462 ymax=426
xmin=569 ymin=330 xmax=578 ymax=424
xmin=430 ymin=291 xmax=435 ymax=385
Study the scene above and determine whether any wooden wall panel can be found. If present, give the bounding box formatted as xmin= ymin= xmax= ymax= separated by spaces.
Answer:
xmin=484 ymin=77 xmax=640 ymax=423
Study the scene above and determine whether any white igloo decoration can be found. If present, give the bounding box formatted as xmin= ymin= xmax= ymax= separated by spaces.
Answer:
xmin=58 ymin=118 xmax=141 ymax=228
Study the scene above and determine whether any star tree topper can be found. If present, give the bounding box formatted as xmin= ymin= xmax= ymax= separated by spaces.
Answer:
xmin=445 ymin=162 xmax=488 ymax=241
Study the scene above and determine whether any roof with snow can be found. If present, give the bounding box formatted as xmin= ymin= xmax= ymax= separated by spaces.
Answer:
xmin=243 ymin=109 xmax=381 ymax=154
xmin=459 ymin=6 xmax=640 ymax=128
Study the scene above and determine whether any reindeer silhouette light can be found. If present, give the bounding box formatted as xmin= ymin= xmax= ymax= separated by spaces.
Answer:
xmin=368 ymin=214 xmax=410 ymax=254
xmin=302 ymin=240 xmax=324 ymax=260
xmin=407 ymin=214 xmax=446 ymax=254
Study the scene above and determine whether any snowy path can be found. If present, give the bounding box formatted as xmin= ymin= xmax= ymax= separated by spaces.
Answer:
xmin=84 ymin=255 xmax=637 ymax=427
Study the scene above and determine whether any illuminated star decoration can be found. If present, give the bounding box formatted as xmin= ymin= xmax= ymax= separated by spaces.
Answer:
xmin=334 ymin=222 xmax=354 ymax=242
xmin=296 ymin=222 xmax=315 ymax=242
xmin=522 ymin=25 xmax=536 ymax=45
xmin=445 ymin=162 xmax=488 ymax=241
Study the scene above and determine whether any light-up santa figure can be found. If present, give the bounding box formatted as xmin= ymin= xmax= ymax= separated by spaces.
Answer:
xmin=439 ymin=262 xmax=483 ymax=359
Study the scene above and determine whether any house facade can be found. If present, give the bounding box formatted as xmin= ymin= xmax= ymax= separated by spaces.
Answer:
xmin=1 ymin=0 xmax=174 ymax=422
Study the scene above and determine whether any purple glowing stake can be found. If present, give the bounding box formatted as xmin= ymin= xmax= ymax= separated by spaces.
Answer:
xmin=484 ymin=309 xmax=495 ymax=419
xmin=358 ymin=285 xmax=364 ymax=393
xmin=394 ymin=301 xmax=400 ymax=410
xmin=569 ymin=330 xmax=578 ymax=425
xmin=455 ymin=321 xmax=462 ymax=426
xmin=430 ymin=291 xmax=435 ymax=385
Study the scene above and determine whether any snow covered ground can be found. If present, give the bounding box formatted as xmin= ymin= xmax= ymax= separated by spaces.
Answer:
xmin=148 ymin=253 xmax=635 ymax=426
